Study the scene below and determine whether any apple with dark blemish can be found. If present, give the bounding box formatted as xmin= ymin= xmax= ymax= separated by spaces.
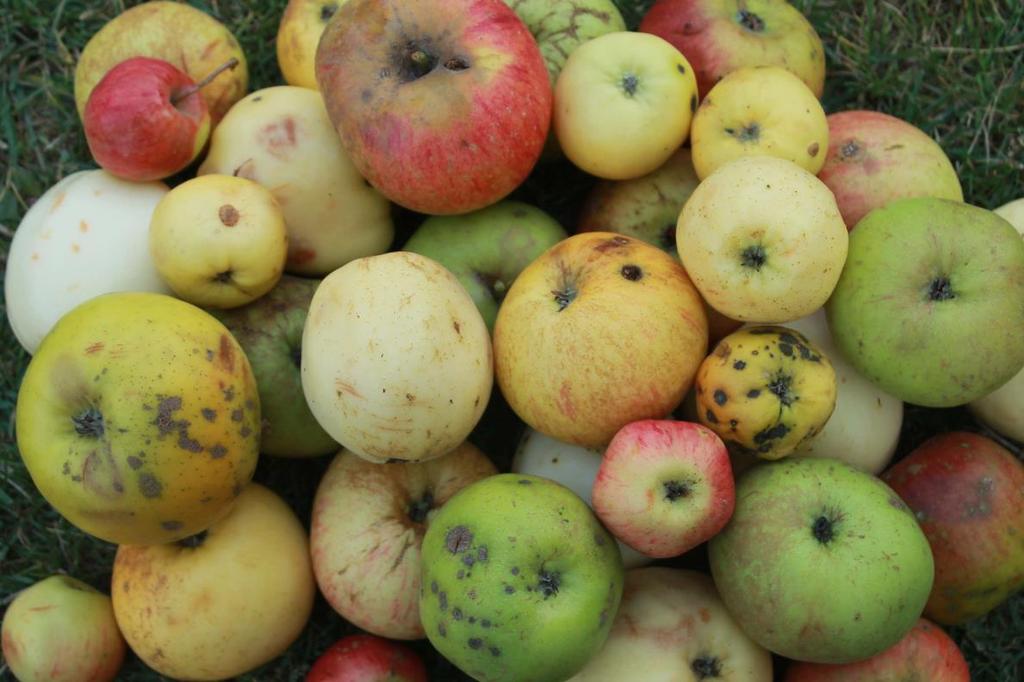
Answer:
xmin=1 ymin=575 xmax=125 ymax=682
xmin=276 ymin=0 xmax=351 ymax=90
xmin=592 ymin=420 xmax=734 ymax=558
xmin=315 ymin=0 xmax=551 ymax=215
xmin=311 ymin=443 xmax=496 ymax=639
xmin=709 ymin=457 xmax=934 ymax=664
xmin=307 ymin=634 xmax=428 ymax=682
xmin=881 ymin=432 xmax=1024 ymax=625
xmin=14 ymin=292 xmax=260 ymax=545
xmin=494 ymin=232 xmax=708 ymax=448
xmin=420 ymin=473 xmax=624 ymax=682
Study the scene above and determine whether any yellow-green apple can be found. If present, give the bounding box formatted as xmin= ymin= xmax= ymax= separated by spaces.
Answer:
xmin=403 ymin=201 xmax=567 ymax=330
xmin=995 ymin=197 xmax=1024 ymax=231
xmin=210 ymin=275 xmax=337 ymax=458
xmin=677 ymin=155 xmax=848 ymax=322
xmin=882 ymin=432 xmax=1024 ymax=625
xmin=511 ymin=428 xmax=652 ymax=569
xmin=149 ymin=174 xmax=289 ymax=308
xmin=311 ymin=443 xmax=496 ymax=639
xmin=302 ymin=252 xmax=492 ymax=463
xmin=74 ymin=0 xmax=247 ymax=126
xmin=818 ymin=110 xmax=964 ymax=229
xmin=554 ymin=31 xmax=697 ymax=180
xmin=15 ymin=292 xmax=259 ymax=545
xmin=307 ymin=635 xmax=428 ymax=682
xmin=4 ymin=170 xmax=170 ymax=354
xmin=315 ymin=0 xmax=551 ymax=215
xmin=420 ymin=473 xmax=624 ymax=682
xmin=570 ymin=568 xmax=773 ymax=681
xmin=592 ymin=420 xmax=734 ymax=558
xmin=494 ymin=232 xmax=708 ymax=448
xmin=198 ymin=86 xmax=393 ymax=276
xmin=690 ymin=66 xmax=827 ymax=179
xmin=784 ymin=618 xmax=970 ymax=682
xmin=826 ymin=198 xmax=1024 ymax=407
xmin=276 ymin=0 xmax=350 ymax=89
xmin=1 ymin=575 xmax=125 ymax=682
xmin=709 ymin=457 xmax=935 ymax=663
xmin=111 ymin=483 xmax=314 ymax=680
xmin=639 ymin=0 xmax=825 ymax=98
xmin=696 ymin=326 xmax=836 ymax=460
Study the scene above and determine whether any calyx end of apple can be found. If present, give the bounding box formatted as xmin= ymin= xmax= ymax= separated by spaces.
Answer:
xmin=691 ymin=654 xmax=723 ymax=679
xmin=663 ymin=479 xmax=693 ymax=502
xmin=72 ymin=407 xmax=105 ymax=438
xmin=178 ymin=529 xmax=208 ymax=548
xmin=736 ymin=9 xmax=766 ymax=33
xmin=927 ymin=276 xmax=956 ymax=301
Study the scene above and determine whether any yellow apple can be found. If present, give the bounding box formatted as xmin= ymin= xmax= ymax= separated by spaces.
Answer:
xmin=111 ymin=483 xmax=315 ymax=680
xmin=74 ymin=1 xmax=248 ymax=126
xmin=149 ymin=175 xmax=289 ymax=308
xmin=691 ymin=65 xmax=828 ymax=179
xmin=995 ymin=197 xmax=1024 ymax=234
xmin=15 ymin=292 xmax=260 ymax=545
xmin=198 ymin=86 xmax=392 ymax=276
xmin=277 ymin=0 xmax=350 ymax=89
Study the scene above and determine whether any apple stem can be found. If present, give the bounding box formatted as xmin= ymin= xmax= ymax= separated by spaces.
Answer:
xmin=171 ymin=57 xmax=240 ymax=106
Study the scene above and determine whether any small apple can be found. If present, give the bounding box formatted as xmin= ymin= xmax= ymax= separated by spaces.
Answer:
xmin=311 ymin=443 xmax=497 ymax=639
xmin=307 ymin=635 xmax=428 ymax=682
xmin=826 ymin=197 xmax=1024 ymax=407
xmin=1 ymin=575 xmax=125 ymax=682
xmin=709 ymin=457 xmax=935 ymax=664
xmin=316 ymin=0 xmax=551 ymax=214
xmin=420 ymin=473 xmax=624 ymax=682
xmin=592 ymin=420 xmax=734 ymax=558
xmin=276 ymin=0 xmax=350 ymax=90
xmin=882 ymin=432 xmax=1024 ymax=625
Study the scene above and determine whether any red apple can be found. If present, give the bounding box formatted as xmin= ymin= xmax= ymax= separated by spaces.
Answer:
xmin=784 ymin=618 xmax=970 ymax=682
xmin=882 ymin=431 xmax=1024 ymax=625
xmin=306 ymin=635 xmax=427 ymax=682
xmin=315 ymin=0 xmax=551 ymax=215
xmin=592 ymin=420 xmax=734 ymax=558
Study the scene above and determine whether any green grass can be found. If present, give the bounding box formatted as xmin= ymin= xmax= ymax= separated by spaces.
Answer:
xmin=1 ymin=0 xmax=1023 ymax=679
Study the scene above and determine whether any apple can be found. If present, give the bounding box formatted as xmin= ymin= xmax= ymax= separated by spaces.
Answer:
xmin=403 ymin=201 xmax=567 ymax=329
xmin=112 ymin=483 xmax=315 ymax=680
xmin=1 ymin=575 xmax=125 ymax=682
xmin=15 ymin=292 xmax=259 ymax=545
xmin=569 ymin=568 xmax=773 ymax=681
xmin=4 ymin=169 xmax=170 ymax=355
xmin=311 ymin=443 xmax=497 ymax=639
xmin=554 ymin=31 xmax=697 ymax=180
xmin=690 ymin=66 xmax=828 ymax=179
xmin=74 ymin=0 xmax=247 ymax=126
xmin=592 ymin=420 xmax=733 ymax=559
xmin=882 ymin=431 xmax=1024 ymax=625
xmin=784 ymin=617 xmax=970 ymax=682
xmin=827 ymin=197 xmax=1024 ymax=407
xmin=149 ymin=174 xmax=289 ymax=309
xmin=639 ymin=0 xmax=826 ymax=98
xmin=276 ymin=0 xmax=350 ymax=90
xmin=676 ymin=155 xmax=848 ymax=323
xmin=315 ymin=0 xmax=551 ymax=215
xmin=495 ymin=232 xmax=708 ymax=448
xmin=198 ymin=86 xmax=393 ymax=276
xmin=995 ymin=197 xmax=1024 ymax=232
xmin=307 ymin=635 xmax=428 ymax=682
xmin=709 ymin=457 xmax=935 ymax=664
xmin=210 ymin=275 xmax=336 ymax=458
xmin=420 ymin=473 xmax=624 ymax=682
xmin=302 ymin=252 xmax=492 ymax=463
xmin=818 ymin=110 xmax=964 ymax=229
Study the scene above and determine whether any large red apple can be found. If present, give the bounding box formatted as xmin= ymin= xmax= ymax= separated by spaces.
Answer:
xmin=307 ymin=635 xmax=427 ymax=682
xmin=315 ymin=0 xmax=551 ymax=215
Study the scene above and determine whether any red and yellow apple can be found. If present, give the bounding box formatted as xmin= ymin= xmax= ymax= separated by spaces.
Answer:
xmin=307 ymin=635 xmax=428 ymax=682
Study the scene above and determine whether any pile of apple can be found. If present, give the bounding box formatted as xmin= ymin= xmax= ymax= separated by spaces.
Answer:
xmin=3 ymin=0 xmax=1024 ymax=680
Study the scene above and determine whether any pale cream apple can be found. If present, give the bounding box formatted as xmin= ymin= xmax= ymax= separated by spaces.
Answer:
xmin=276 ymin=0 xmax=350 ymax=89
xmin=111 ymin=483 xmax=315 ymax=680
xmin=149 ymin=174 xmax=288 ymax=308
xmin=995 ymin=198 xmax=1024 ymax=232
xmin=570 ymin=567 xmax=772 ymax=681
xmin=676 ymin=156 xmax=847 ymax=322
xmin=554 ymin=31 xmax=698 ymax=180
xmin=302 ymin=252 xmax=492 ymax=463
xmin=494 ymin=232 xmax=708 ymax=448
xmin=199 ymin=86 xmax=393 ymax=275
xmin=691 ymin=66 xmax=828 ymax=179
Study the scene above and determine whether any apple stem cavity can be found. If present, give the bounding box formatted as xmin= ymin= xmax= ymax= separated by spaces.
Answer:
xmin=737 ymin=9 xmax=766 ymax=32
xmin=811 ymin=515 xmax=834 ymax=544
xmin=72 ymin=407 xmax=105 ymax=438
xmin=691 ymin=655 xmax=723 ymax=679
xmin=408 ymin=491 xmax=435 ymax=524
xmin=552 ymin=286 xmax=577 ymax=312
xmin=178 ymin=530 xmax=208 ymax=548
xmin=663 ymin=479 xmax=692 ymax=501
xmin=621 ymin=72 xmax=639 ymax=97
xmin=928 ymin=276 xmax=956 ymax=301
xmin=213 ymin=270 xmax=234 ymax=284
xmin=725 ymin=122 xmax=761 ymax=143
xmin=170 ymin=57 xmax=240 ymax=107
xmin=740 ymin=244 xmax=767 ymax=270
xmin=537 ymin=570 xmax=560 ymax=599
xmin=320 ymin=2 xmax=338 ymax=22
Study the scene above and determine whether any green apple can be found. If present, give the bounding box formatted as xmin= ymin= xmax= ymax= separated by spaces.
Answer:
xmin=827 ymin=197 xmax=1024 ymax=407
xmin=403 ymin=201 xmax=567 ymax=330
xmin=420 ymin=473 xmax=624 ymax=682
xmin=709 ymin=457 xmax=934 ymax=664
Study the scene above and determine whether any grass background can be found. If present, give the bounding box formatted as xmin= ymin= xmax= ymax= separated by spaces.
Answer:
xmin=1 ymin=0 xmax=1023 ymax=679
